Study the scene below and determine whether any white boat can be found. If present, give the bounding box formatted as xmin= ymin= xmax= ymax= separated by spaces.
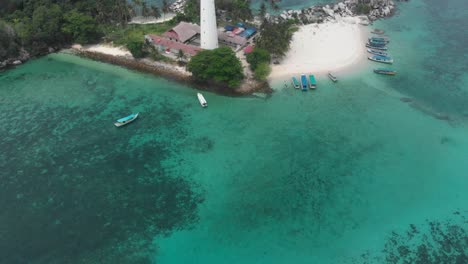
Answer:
xmin=197 ymin=93 xmax=207 ymax=107
xmin=114 ymin=113 xmax=139 ymax=127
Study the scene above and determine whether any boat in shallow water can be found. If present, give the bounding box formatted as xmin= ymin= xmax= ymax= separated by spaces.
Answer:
xmin=366 ymin=43 xmax=388 ymax=51
xmin=291 ymin=76 xmax=300 ymax=89
xmin=114 ymin=113 xmax=139 ymax=127
xmin=328 ymin=72 xmax=337 ymax=82
xmin=309 ymin=74 xmax=317 ymax=88
xmin=367 ymin=48 xmax=388 ymax=56
xmin=369 ymin=37 xmax=389 ymax=44
xmin=197 ymin=93 xmax=208 ymax=107
xmin=368 ymin=55 xmax=394 ymax=64
xmin=301 ymin=74 xmax=308 ymax=91
xmin=374 ymin=68 xmax=397 ymax=75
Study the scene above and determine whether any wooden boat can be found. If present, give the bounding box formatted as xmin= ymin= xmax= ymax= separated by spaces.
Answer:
xmin=368 ymin=55 xmax=393 ymax=64
xmin=369 ymin=37 xmax=389 ymax=43
xmin=328 ymin=72 xmax=337 ymax=82
xmin=301 ymin=74 xmax=309 ymax=91
xmin=374 ymin=68 xmax=397 ymax=75
xmin=367 ymin=40 xmax=387 ymax=47
xmin=291 ymin=76 xmax=300 ymax=89
xmin=371 ymin=29 xmax=385 ymax=35
xmin=365 ymin=43 xmax=388 ymax=51
xmin=308 ymin=74 xmax=317 ymax=88
xmin=197 ymin=93 xmax=208 ymax=107
xmin=367 ymin=48 xmax=388 ymax=56
xmin=114 ymin=113 xmax=139 ymax=127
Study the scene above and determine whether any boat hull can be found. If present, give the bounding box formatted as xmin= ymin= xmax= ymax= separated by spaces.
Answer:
xmin=301 ymin=74 xmax=308 ymax=91
xmin=368 ymin=56 xmax=393 ymax=64
xmin=365 ymin=44 xmax=388 ymax=51
xmin=367 ymin=48 xmax=388 ymax=56
xmin=328 ymin=73 xmax=337 ymax=82
xmin=197 ymin=93 xmax=208 ymax=107
xmin=114 ymin=113 xmax=139 ymax=127
xmin=374 ymin=69 xmax=396 ymax=75
xmin=308 ymin=75 xmax=317 ymax=89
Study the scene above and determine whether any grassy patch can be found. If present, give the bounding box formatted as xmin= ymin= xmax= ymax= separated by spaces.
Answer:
xmin=101 ymin=22 xmax=174 ymax=46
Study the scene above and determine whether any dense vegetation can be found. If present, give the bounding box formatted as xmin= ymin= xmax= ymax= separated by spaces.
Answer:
xmin=187 ymin=47 xmax=244 ymax=87
xmin=255 ymin=19 xmax=296 ymax=57
xmin=246 ymin=47 xmax=271 ymax=80
xmin=0 ymin=0 xmax=166 ymax=61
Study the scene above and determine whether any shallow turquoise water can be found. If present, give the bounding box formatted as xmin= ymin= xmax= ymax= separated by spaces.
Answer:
xmin=1 ymin=0 xmax=467 ymax=263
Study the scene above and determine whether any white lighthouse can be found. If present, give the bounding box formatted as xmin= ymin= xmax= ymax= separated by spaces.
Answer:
xmin=200 ymin=0 xmax=218 ymax=50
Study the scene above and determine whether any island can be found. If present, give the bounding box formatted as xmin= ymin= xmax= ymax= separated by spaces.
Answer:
xmin=0 ymin=0 xmax=396 ymax=95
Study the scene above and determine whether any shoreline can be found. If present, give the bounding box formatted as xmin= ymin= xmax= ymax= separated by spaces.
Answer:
xmin=69 ymin=47 xmax=271 ymax=97
xmin=268 ymin=19 xmax=369 ymax=85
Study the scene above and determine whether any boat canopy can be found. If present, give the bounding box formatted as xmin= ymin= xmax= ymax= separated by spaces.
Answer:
xmin=224 ymin=25 xmax=235 ymax=31
xmin=117 ymin=114 xmax=135 ymax=123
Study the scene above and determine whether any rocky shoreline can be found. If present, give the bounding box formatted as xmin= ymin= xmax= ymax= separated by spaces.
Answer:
xmin=70 ymin=49 xmax=271 ymax=96
xmin=272 ymin=0 xmax=397 ymax=25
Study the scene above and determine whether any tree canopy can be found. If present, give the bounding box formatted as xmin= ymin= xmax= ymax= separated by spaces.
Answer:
xmin=246 ymin=47 xmax=270 ymax=71
xmin=255 ymin=20 xmax=295 ymax=57
xmin=187 ymin=47 xmax=244 ymax=88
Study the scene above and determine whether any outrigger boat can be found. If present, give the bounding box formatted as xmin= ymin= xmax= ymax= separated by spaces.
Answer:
xmin=197 ymin=93 xmax=208 ymax=107
xmin=291 ymin=76 xmax=300 ymax=89
xmin=301 ymin=74 xmax=309 ymax=91
xmin=367 ymin=48 xmax=388 ymax=56
xmin=374 ymin=68 xmax=397 ymax=75
xmin=368 ymin=40 xmax=387 ymax=47
xmin=114 ymin=113 xmax=139 ymax=127
xmin=369 ymin=37 xmax=389 ymax=43
xmin=309 ymin=74 xmax=317 ymax=88
xmin=366 ymin=43 xmax=388 ymax=51
xmin=368 ymin=55 xmax=394 ymax=64
xmin=328 ymin=72 xmax=337 ymax=82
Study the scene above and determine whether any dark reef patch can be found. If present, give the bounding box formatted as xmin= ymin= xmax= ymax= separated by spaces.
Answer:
xmin=0 ymin=73 xmax=204 ymax=263
xmin=351 ymin=211 xmax=467 ymax=263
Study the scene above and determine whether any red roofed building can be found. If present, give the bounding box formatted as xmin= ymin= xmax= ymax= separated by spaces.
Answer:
xmin=145 ymin=34 xmax=203 ymax=57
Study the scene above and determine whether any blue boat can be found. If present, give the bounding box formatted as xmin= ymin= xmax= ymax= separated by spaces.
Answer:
xmin=301 ymin=74 xmax=308 ymax=91
xmin=291 ymin=77 xmax=300 ymax=89
xmin=367 ymin=48 xmax=388 ymax=56
xmin=114 ymin=113 xmax=139 ymax=127
xmin=368 ymin=40 xmax=387 ymax=47
xmin=309 ymin=74 xmax=317 ymax=88
xmin=365 ymin=43 xmax=388 ymax=51
xmin=368 ymin=55 xmax=393 ymax=64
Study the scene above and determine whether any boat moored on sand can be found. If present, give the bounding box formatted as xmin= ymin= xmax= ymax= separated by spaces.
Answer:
xmin=197 ymin=93 xmax=208 ymax=107
xmin=374 ymin=68 xmax=397 ymax=75
xmin=114 ymin=113 xmax=139 ymax=127
xmin=308 ymin=74 xmax=317 ymax=89
xmin=366 ymin=43 xmax=388 ymax=51
xmin=368 ymin=55 xmax=394 ymax=64
xmin=291 ymin=76 xmax=300 ymax=89
xmin=301 ymin=74 xmax=309 ymax=91
xmin=328 ymin=72 xmax=337 ymax=82
xmin=367 ymin=48 xmax=388 ymax=56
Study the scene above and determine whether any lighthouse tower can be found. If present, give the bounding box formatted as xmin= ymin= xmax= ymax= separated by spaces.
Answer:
xmin=200 ymin=0 xmax=218 ymax=50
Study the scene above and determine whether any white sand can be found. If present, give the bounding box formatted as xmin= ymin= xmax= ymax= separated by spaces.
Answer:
xmin=80 ymin=44 xmax=132 ymax=57
xmin=129 ymin=13 xmax=176 ymax=24
xmin=269 ymin=19 xmax=368 ymax=80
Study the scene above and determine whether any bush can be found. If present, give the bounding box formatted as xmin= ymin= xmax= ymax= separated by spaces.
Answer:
xmin=356 ymin=3 xmax=371 ymax=15
xmin=187 ymin=47 xmax=244 ymax=88
xmin=246 ymin=48 xmax=270 ymax=71
xmin=127 ymin=40 xmax=147 ymax=58
xmin=253 ymin=62 xmax=271 ymax=81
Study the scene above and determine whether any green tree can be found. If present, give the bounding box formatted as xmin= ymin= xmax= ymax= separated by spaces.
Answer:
xmin=253 ymin=62 xmax=271 ymax=80
xmin=62 ymin=10 xmax=100 ymax=44
xmin=259 ymin=2 xmax=267 ymax=18
xmin=32 ymin=4 xmax=64 ymax=45
xmin=162 ymin=0 xmax=170 ymax=19
xmin=256 ymin=20 xmax=294 ymax=57
xmin=246 ymin=47 xmax=270 ymax=70
xmin=0 ymin=21 xmax=20 ymax=60
xmin=150 ymin=5 xmax=161 ymax=19
xmin=127 ymin=39 xmax=147 ymax=58
xmin=187 ymin=47 xmax=244 ymax=87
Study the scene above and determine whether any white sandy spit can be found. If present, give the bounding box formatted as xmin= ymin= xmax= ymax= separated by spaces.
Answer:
xmin=269 ymin=18 xmax=368 ymax=81
xmin=76 ymin=44 xmax=133 ymax=57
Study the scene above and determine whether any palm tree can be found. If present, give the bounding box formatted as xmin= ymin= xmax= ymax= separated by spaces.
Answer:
xmin=141 ymin=2 xmax=150 ymax=17
xmin=150 ymin=5 xmax=161 ymax=19
xmin=162 ymin=0 xmax=170 ymax=20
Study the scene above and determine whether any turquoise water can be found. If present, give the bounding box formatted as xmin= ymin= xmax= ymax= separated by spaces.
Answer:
xmin=1 ymin=0 xmax=467 ymax=263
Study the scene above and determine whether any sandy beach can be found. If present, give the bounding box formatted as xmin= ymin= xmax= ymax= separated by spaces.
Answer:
xmin=269 ymin=18 xmax=368 ymax=81
xmin=78 ymin=44 xmax=133 ymax=57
